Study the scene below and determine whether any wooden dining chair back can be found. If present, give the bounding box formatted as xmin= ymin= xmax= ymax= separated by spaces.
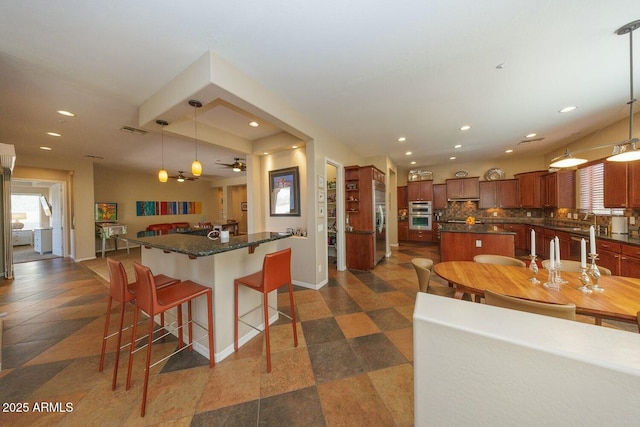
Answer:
xmin=473 ymin=254 xmax=526 ymax=267
xmin=234 ymin=248 xmax=297 ymax=373
xmin=484 ymin=289 xmax=576 ymax=320
xmin=127 ymin=262 xmax=214 ymax=417
xmin=541 ymin=259 xmax=612 ymax=275
xmin=411 ymin=258 xmax=455 ymax=297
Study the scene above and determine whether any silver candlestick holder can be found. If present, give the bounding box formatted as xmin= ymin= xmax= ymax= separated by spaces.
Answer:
xmin=554 ymin=261 xmax=568 ymax=285
xmin=543 ymin=266 xmax=560 ymax=289
xmin=588 ymin=253 xmax=604 ymax=293
xmin=578 ymin=266 xmax=592 ymax=294
xmin=529 ymin=255 xmax=540 ymax=284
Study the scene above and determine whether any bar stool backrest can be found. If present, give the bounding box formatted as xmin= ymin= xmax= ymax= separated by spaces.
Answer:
xmin=107 ymin=258 xmax=135 ymax=303
xmin=133 ymin=263 xmax=160 ymax=317
xmin=262 ymin=248 xmax=292 ymax=293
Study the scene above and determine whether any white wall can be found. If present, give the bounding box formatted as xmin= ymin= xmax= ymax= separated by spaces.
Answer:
xmin=414 ymin=293 xmax=640 ymax=426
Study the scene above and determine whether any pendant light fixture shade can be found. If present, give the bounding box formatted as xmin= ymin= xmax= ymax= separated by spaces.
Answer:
xmin=607 ymin=19 xmax=640 ymax=162
xmin=189 ymin=99 xmax=203 ymax=176
xmin=549 ymin=149 xmax=588 ymax=168
xmin=156 ymin=119 xmax=169 ymax=183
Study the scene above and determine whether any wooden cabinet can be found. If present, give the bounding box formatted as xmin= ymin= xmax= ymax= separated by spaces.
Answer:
xmin=541 ymin=170 xmax=575 ymax=208
xmin=502 ymin=223 xmax=526 ymax=251
xmin=627 ymin=160 xmax=640 ymax=208
xmin=621 ymin=243 xmax=640 ymax=278
xmin=12 ymin=229 xmax=33 ymax=246
xmin=479 ymin=179 xmax=518 ymax=209
xmin=596 ymin=240 xmax=621 ymax=276
xmin=533 ymin=226 xmax=545 ymax=258
xmin=515 ymin=171 xmax=545 ymax=208
xmin=398 ymin=221 xmax=409 ymax=241
xmin=604 ymin=162 xmax=628 ymax=208
xmin=433 ymin=183 xmax=447 ymax=209
xmin=409 ymin=229 xmax=432 ymax=242
xmin=407 ymin=180 xmax=433 ymax=201
xmin=34 ymin=228 xmax=53 ymax=254
xmin=346 ymin=232 xmax=374 ymax=270
xmin=445 ymin=177 xmax=479 ymax=200
xmin=440 ymin=231 xmax=515 ymax=262
xmin=346 ymin=166 xmax=360 ymax=216
xmin=397 ymin=186 xmax=408 ymax=209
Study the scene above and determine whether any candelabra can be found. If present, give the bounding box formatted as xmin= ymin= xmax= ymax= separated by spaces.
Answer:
xmin=543 ymin=266 xmax=560 ymax=289
xmin=588 ymin=253 xmax=604 ymax=292
xmin=554 ymin=261 xmax=568 ymax=285
xmin=578 ymin=266 xmax=592 ymax=294
xmin=529 ymin=255 xmax=540 ymax=284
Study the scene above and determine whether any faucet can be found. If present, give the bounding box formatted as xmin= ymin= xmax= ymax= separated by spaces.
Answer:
xmin=584 ymin=212 xmax=597 ymax=227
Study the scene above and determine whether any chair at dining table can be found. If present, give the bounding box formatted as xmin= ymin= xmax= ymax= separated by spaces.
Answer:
xmin=473 ymin=254 xmax=527 ymax=267
xmin=541 ymin=259 xmax=612 ymax=276
xmin=411 ymin=258 xmax=456 ymax=298
xmin=484 ymin=289 xmax=576 ymax=321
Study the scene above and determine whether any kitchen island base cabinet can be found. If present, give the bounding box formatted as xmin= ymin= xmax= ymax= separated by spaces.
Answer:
xmin=346 ymin=232 xmax=375 ymax=271
xmin=440 ymin=231 xmax=515 ymax=262
xmin=140 ymin=240 xmax=288 ymax=363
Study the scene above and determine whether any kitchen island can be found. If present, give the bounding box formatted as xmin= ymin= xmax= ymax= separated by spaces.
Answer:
xmin=439 ymin=223 xmax=516 ymax=262
xmin=123 ymin=231 xmax=292 ymax=362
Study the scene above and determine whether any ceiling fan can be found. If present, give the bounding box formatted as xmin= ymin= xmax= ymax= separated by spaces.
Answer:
xmin=168 ymin=171 xmax=198 ymax=182
xmin=218 ymin=158 xmax=247 ymax=172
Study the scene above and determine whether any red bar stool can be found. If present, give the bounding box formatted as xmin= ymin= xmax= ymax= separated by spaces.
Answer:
xmin=234 ymin=247 xmax=297 ymax=373
xmin=98 ymin=258 xmax=179 ymax=390
xmin=126 ymin=262 xmax=214 ymax=417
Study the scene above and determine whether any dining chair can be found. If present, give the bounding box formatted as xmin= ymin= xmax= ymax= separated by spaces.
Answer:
xmin=234 ymin=248 xmax=297 ymax=373
xmin=99 ymin=258 xmax=179 ymax=391
xmin=541 ymin=259 xmax=612 ymax=275
xmin=126 ymin=263 xmax=214 ymax=417
xmin=484 ymin=289 xmax=576 ymax=320
xmin=411 ymin=258 xmax=456 ymax=297
xmin=473 ymin=254 xmax=527 ymax=267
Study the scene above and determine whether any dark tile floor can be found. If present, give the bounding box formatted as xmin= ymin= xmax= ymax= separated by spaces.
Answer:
xmin=1 ymin=242 xmax=635 ymax=426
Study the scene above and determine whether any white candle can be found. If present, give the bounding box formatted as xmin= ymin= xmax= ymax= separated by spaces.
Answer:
xmin=555 ymin=236 xmax=561 ymax=264
xmin=580 ymin=238 xmax=587 ymax=268
xmin=530 ymin=229 xmax=535 ymax=256
xmin=589 ymin=225 xmax=596 ymax=254
xmin=549 ymin=240 xmax=555 ymax=269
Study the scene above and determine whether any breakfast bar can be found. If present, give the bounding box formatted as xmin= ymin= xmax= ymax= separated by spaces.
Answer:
xmin=123 ymin=231 xmax=292 ymax=362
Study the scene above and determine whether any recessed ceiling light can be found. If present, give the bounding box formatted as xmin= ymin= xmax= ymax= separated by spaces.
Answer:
xmin=249 ymin=121 xmax=259 ymax=127
xmin=525 ymin=133 xmax=537 ymax=138
xmin=398 ymin=137 xmax=406 ymax=142
xmin=46 ymin=132 xmax=61 ymax=137
xmin=291 ymin=145 xmax=298 ymax=149
xmin=559 ymin=106 xmax=577 ymax=113
xmin=454 ymin=144 xmax=462 ymax=149
xmin=505 ymin=149 xmax=514 ymax=153
xmin=410 ymin=161 xmax=416 ymax=165
xmin=449 ymin=156 xmax=456 ymax=160
xmin=40 ymin=146 xmax=52 ymax=151
xmin=460 ymin=125 xmax=471 ymax=131
xmin=57 ymin=110 xmax=75 ymax=117
xmin=263 ymin=152 xmax=269 ymax=155
xmin=405 ymin=151 xmax=412 ymax=156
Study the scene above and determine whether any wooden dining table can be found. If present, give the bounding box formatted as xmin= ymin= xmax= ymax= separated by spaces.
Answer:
xmin=433 ymin=261 xmax=640 ymax=324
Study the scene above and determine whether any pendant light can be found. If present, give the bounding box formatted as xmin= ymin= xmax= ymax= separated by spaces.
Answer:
xmin=607 ymin=19 xmax=640 ymax=162
xmin=156 ymin=119 xmax=169 ymax=182
xmin=189 ymin=99 xmax=203 ymax=176
xmin=549 ymin=148 xmax=587 ymax=168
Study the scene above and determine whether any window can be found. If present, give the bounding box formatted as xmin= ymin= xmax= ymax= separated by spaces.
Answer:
xmin=578 ymin=162 xmax=623 ymax=215
xmin=11 ymin=194 xmax=42 ymax=230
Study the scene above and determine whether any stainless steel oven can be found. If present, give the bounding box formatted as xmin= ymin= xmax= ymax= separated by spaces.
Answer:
xmin=409 ymin=201 xmax=432 ymax=230
xmin=409 ymin=201 xmax=433 ymax=216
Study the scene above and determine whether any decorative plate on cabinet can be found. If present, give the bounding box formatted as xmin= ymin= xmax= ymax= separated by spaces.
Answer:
xmin=454 ymin=170 xmax=469 ymax=177
xmin=484 ymin=168 xmax=505 ymax=181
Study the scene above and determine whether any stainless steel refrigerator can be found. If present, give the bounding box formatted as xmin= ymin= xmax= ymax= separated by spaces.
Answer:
xmin=373 ymin=180 xmax=386 ymax=265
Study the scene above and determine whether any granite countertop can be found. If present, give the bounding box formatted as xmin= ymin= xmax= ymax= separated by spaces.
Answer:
xmin=123 ymin=231 xmax=291 ymax=257
xmin=439 ymin=223 xmax=516 ymax=235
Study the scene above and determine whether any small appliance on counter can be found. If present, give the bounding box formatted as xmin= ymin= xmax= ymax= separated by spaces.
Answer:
xmin=611 ymin=216 xmax=629 ymax=235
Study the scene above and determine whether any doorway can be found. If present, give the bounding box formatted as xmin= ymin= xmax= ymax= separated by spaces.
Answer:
xmin=326 ymin=158 xmax=345 ymax=271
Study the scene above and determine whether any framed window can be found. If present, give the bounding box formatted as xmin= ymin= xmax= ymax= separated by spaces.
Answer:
xmin=578 ymin=161 xmax=623 ymax=215
xmin=269 ymin=166 xmax=300 ymax=216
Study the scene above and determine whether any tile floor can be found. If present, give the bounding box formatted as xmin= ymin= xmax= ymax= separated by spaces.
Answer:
xmin=0 ymin=242 xmax=442 ymax=426
xmin=1 ymin=242 xmax=635 ymax=426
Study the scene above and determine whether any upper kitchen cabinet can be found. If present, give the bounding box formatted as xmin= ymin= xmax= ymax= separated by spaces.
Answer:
xmin=604 ymin=161 xmax=628 ymax=208
xmin=397 ymin=186 xmax=408 ymax=209
xmin=628 ymin=160 xmax=640 ymax=208
xmin=514 ymin=171 xmax=545 ymax=208
xmin=541 ymin=170 xmax=575 ymax=208
xmin=479 ymin=179 xmax=518 ymax=209
xmin=446 ymin=177 xmax=479 ymax=200
xmin=433 ymin=183 xmax=447 ymax=209
xmin=407 ymin=180 xmax=433 ymax=201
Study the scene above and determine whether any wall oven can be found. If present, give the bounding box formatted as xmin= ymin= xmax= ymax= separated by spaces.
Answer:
xmin=409 ymin=201 xmax=433 ymax=231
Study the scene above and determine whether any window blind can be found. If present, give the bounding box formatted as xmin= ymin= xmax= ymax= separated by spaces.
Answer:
xmin=578 ymin=162 xmax=622 ymax=215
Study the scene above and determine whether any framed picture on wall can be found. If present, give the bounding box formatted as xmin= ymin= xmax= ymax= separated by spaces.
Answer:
xmin=318 ymin=205 xmax=325 ymax=217
xmin=318 ymin=174 xmax=325 ymax=189
xmin=318 ymin=191 xmax=325 ymax=203
xmin=269 ymin=166 xmax=300 ymax=216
